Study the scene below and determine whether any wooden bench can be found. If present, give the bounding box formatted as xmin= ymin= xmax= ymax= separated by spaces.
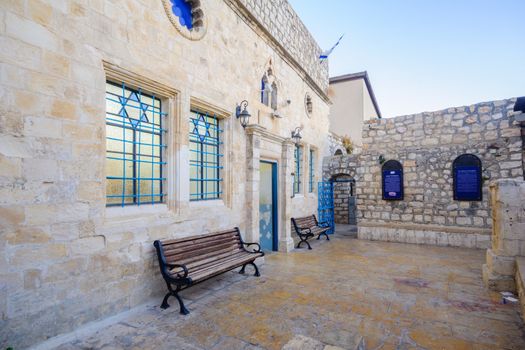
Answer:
xmin=153 ymin=227 xmax=264 ymax=315
xmin=291 ymin=214 xmax=331 ymax=250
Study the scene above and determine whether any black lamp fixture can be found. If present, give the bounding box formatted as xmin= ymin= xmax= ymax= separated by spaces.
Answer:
xmin=291 ymin=126 xmax=303 ymax=144
xmin=236 ymin=100 xmax=251 ymax=128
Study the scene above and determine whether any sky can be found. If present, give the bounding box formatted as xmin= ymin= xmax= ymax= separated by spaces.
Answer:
xmin=289 ymin=0 xmax=525 ymax=118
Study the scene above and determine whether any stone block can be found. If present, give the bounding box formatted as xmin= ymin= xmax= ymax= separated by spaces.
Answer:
xmin=486 ymin=249 xmax=516 ymax=276
xmin=483 ymin=264 xmax=515 ymax=292
xmin=70 ymin=236 xmax=106 ymax=255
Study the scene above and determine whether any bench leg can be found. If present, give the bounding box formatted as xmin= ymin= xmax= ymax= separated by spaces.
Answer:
xmin=160 ymin=285 xmax=190 ymax=315
xmin=161 ymin=292 xmax=171 ymax=310
xmin=296 ymin=237 xmax=312 ymax=250
xmin=173 ymin=292 xmax=190 ymax=315
xmin=239 ymin=264 xmax=246 ymax=274
xmin=324 ymin=232 xmax=330 ymax=241
xmin=249 ymin=262 xmax=260 ymax=277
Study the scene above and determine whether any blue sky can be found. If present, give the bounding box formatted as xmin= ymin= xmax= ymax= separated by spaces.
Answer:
xmin=289 ymin=0 xmax=525 ymax=117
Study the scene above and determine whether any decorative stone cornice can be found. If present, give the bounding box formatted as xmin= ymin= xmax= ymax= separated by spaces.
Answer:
xmin=223 ymin=0 xmax=330 ymax=103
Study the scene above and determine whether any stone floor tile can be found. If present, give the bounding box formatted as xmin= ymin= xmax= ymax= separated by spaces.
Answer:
xmin=48 ymin=236 xmax=525 ymax=350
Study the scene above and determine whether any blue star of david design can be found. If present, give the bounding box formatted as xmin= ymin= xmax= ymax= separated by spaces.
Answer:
xmin=192 ymin=114 xmax=211 ymax=142
xmin=118 ymin=91 xmax=149 ymax=129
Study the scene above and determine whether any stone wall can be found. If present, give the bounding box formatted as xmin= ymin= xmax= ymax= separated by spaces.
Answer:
xmin=322 ymin=99 xmax=523 ymax=248
xmin=357 ymin=99 xmax=522 ymax=248
xmin=0 ymin=0 xmax=330 ymax=348
xmin=333 ymin=175 xmax=353 ymax=224
xmin=483 ymin=179 xmax=525 ymax=291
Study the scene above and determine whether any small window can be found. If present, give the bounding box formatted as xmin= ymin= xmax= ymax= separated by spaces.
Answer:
xmin=453 ymin=154 xmax=482 ymax=201
xmin=309 ymin=149 xmax=315 ymax=192
xmin=189 ymin=110 xmax=223 ymax=200
xmin=334 ymin=149 xmax=343 ymax=156
xmin=305 ymin=93 xmax=313 ymax=117
xmin=261 ymin=75 xmax=269 ymax=106
xmin=293 ymin=145 xmax=302 ymax=195
xmin=105 ymin=82 xmax=167 ymax=206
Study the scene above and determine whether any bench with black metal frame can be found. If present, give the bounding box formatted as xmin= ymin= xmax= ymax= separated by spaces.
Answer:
xmin=153 ymin=227 xmax=264 ymax=315
xmin=291 ymin=214 xmax=331 ymax=250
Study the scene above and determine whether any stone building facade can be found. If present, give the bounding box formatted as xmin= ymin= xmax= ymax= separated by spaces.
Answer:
xmin=324 ymin=99 xmax=523 ymax=248
xmin=0 ymin=0 xmax=330 ymax=347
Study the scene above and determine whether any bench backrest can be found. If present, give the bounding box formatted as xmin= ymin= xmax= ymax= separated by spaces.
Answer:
xmin=292 ymin=215 xmax=319 ymax=230
xmin=156 ymin=228 xmax=244 ymax=266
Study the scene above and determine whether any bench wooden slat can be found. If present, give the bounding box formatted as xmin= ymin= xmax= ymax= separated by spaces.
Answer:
xmin=163 ymin=235 xmax=240 ymax=256
xmin=189 ymin=254 xmax=259 ymax=282
xmin=165 ymin=241 xmax=242 ymax=262
xmin=169 ymin=245 xmax=243 ymax=268
xmin=161 ymin=229 xmax=239 ymax=246
xmin=161 ymin=231 xmax=239 ymax=251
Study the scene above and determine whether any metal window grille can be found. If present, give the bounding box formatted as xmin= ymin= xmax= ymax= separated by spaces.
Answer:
xmin=105 ymin=82 xmax=167 ymax=206
xmin=293 ymin=145 xmax=302 ymax=194
xmin=189 ymin=110 xmax=223 ymax=200
xmin=309 ymin=149 xmax=315 ymax=192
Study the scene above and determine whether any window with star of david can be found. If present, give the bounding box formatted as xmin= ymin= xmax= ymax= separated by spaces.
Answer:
xmin=189 ymin=110 xmax=223 ymax=200
xmin=105 ymin=81 xmax=167 ymax=206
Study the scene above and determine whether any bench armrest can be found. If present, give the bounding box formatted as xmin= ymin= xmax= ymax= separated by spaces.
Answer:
xmin=166 ymin=263 xmax=189 ymax=279
xmin=242 ymin=242 xmax=263 ymax=254
xmin=318 ymin=221 xmax=330 ymax=228
xmin=297 ymin=227 xmax=313 ymax=235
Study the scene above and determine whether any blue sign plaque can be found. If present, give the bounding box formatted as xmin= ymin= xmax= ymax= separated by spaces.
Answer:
xmin=453 ymin=154 xmax=482 ymax=201
xmin=382 ymin=160 xmax=404 ymax=200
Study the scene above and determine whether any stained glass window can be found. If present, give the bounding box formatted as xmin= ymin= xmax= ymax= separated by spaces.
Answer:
xmin=105 ymin=82 xmax=167 ymax=206
xmin=293 ymin=145 xmax=302 ymax=195
xmin=309 ymin=149 xmax=315 ymax=192
xmin=170 ymin=0 xmax=193 ymax=30
xmin=189 ymin=110 xmax=223 ymax=200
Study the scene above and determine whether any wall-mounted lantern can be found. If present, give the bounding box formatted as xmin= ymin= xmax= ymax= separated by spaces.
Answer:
xmin=236 ymin=100 xmax=251 ymax=128
xmin=291 ymin=126 xmax=303 ymax=144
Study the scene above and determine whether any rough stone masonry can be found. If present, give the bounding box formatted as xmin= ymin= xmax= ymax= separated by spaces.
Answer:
xmin=324 ymin=98 xmax=523 ymax=248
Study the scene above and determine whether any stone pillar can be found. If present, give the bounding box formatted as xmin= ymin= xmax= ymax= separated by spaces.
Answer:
xmin=244 ymin=125 xmax=262 ymax=243
xmin=279 ymin=139 xmax=295 ymax=252
xmin=483 ymin=179 xmax=525 ymax=291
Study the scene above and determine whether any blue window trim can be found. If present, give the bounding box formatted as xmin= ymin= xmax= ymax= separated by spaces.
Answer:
xmin=293 ymin=145 xmax=302 ymax=194
xmin=189 ymin=110 xmax=223 ymax=201
xmin=309 ymin=149 xmax=315 ymax=193
xmin=105 ymin=81 xmax=167 ymax=207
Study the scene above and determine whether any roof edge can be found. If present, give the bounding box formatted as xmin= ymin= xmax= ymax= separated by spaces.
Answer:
xmin=330 ymin=71 xmax=382 ymax=118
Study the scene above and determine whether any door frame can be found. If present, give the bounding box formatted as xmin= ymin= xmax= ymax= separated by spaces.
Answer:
xmin=260 ymin=160 xmax=279 ymax=251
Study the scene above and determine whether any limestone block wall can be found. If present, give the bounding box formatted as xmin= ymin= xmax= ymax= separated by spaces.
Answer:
xmin=0 ymin=0 xmax=330 ymax=348
xmin=483 ymin=179 xmax=525 ymax=291
xmin=354 ymin=99 xmax=522 ymax=248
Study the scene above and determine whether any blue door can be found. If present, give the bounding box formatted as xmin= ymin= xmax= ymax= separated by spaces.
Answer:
xmin=259 ymin=161 xmax=278 ymax=251
xmin=318 ymin=181 xmax=334 ymax=234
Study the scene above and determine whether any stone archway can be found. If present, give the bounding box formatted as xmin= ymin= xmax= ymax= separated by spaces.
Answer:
xmin=322 ymin=154 xmax=359 ymax=235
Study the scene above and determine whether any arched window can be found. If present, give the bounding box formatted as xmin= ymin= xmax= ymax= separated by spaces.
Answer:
xmin=453 ymin=154 xmax=482 ymax=201
xmin=334 ymin=149 xmax=343 ymax=155
xmin=305 ymin=93 xmax=313 ymax=116
xmin=261 ymin=75 xmax=269 ymax=106
xmin=382 ymin=160 xmax=403 ymax=200
xmin=271 ymin=82 xmax=278 ymax=110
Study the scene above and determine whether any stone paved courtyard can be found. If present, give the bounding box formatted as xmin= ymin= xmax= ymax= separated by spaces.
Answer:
xmin=46 ymin=236 xmax=525 ymax=350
